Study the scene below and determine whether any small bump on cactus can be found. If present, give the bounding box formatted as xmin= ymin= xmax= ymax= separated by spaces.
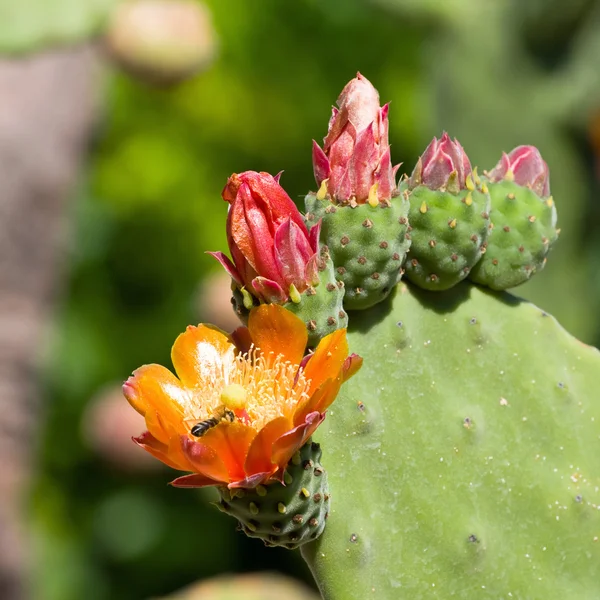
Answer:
xmin=305 ymin=191 xmax=410 ymax=310
xmin=469 ymin=146 xmax=558 ymax=290
xmin=216 ymin=441 xmax=330 ymax=550
xmin=402 ymin=134 xmax=491 ymax=290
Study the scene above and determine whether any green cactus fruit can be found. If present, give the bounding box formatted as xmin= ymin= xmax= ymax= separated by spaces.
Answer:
xmin=304 ymin=194 xmax=411 ymax=311
xmin=301 ymin=281 xmax=600 ymax=599
xmin=216 ymin=441 xmax=330 ymax=550
xmin=231 ymin=245 xmax=347 ymax=348
xmin=469 ymin=179 xmax=559 ymax=290
xmin=401 ymin=177 xmax=491 ymax=290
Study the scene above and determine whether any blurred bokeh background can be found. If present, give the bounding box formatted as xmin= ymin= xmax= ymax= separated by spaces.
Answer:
xmin=1 ymin=0 xmax=600 ymax=598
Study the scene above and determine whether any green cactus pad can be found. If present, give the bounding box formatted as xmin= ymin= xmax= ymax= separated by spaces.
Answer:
xmin=230 ymin=246 xmax=347 ymax=348
xmin=402 ymin=182 xmax=491 ymax=290
xmin=469 ymin=180 xmax=559 ymax=290
xmin=301 ymin=281 xmax=600 ymax=599
xmin=305 ymin=194 xmax=411 ymax=311
xmin=216 ymin=441 xmax=330 ymax=550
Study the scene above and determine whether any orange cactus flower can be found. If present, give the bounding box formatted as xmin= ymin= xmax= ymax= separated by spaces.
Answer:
xmin=123 ymin=304 xmax=361 ymax=489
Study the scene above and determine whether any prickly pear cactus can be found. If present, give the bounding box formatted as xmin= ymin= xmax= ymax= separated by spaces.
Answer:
xmin=301 ymin=281 xmax=600 ymax=599
xmin=469 ymin=180 xmax=559 ymax=290
xmin=402 ymin=178 xmax=491 ymax=290
xmin=217 ymin=441 xmax=330 ymax=550
xmin=231 ymin=245 xmax=347 ymax=347
xmin=305 ymin=194 xmax=411 ymax=310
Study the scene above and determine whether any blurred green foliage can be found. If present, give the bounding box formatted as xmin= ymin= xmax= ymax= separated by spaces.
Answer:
xmin=25 ymin=0 xmax=600 ymax=598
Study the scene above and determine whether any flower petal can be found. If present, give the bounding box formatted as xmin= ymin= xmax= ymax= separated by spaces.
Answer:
xmin=123 ymin=365 xmax=187 ymax=434
xmin=191 ymin=421 xmax=256 ymax=483
xmin=244 ymin=416 xmax=292 ymax=477
xmin=302 ymin=328 xmax=348 ymax=395
xmin=293 ymin=376 xmax=342 ymax=426
xmin=229 ymin=471 xmax=274 ymax=489
xmin=251 ymin=277 xmax=287 ymax=303
xmin=171 ymin=324 xmax=235 ymax=389
xmin=342 ymin=353 xmax=363 ymax=382
xmin=180 ymin=436 xmax=230 ymax=483
xmin=207 ymin=251 xmax=242 ymax=285
xmin=133 ymin=431 xmax=187 ymax=471
xmin=170 ymin=473 xmax=222 ymax=488
xmin=247 ymin=304 xmax=307 ymax=366
xmin=271 ymin=411 xmax=325 ymax=468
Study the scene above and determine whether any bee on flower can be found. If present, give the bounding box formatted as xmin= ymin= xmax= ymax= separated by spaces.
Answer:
xmin=123 ymin=304 xmax=361 ymax=489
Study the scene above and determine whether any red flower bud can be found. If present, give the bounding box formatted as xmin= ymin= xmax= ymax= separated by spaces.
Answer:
xmin=210 ymin=171 xmax=320 ymax=303
xmin=409 ymin=132 xmax=472 ymax=192
xmin=488 ymin=145 xmax=550 ymax=197
xmin=313 ymin=73 xmax=398 ymax=204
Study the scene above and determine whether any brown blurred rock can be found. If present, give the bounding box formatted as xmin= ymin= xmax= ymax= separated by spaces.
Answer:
xmin=154 ymin=572 xmax=320 ymax=600
xmin=81 ymin=383 xmax=160 ymax=471
xmin=0 ymin=45 xmax=101 ymax=599
xmin=104 ymin=0 xmax=218 ymax=85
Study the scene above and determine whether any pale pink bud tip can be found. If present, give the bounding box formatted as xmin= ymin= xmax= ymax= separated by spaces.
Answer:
xmin=313 ymin=74 xmax=397 ymax=203
xmin=410 ymin=132 xmax=472 ymax=192
xmin=488 ymin=145 xmax=550 ymax=197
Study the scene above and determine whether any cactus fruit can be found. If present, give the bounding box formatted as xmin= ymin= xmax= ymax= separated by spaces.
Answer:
xmin=469 ymin=146 xmax=558 ymax=290
xmin=402 ymin=134 xmax=491 ymax=290
xmin=231 ymin=245 xmax=347 ymax=347
xmin=401 ymin=179 xmax=491 ymax=290
xmin=301 ymin=281 xmax=600 ymax=599
xmin=305 ymin=193 xmax=410 ymax=310
xmin=216 ymin=441 xmax=330 ymax=550
xmin=468 ymin=180 xmax=558 ymax=289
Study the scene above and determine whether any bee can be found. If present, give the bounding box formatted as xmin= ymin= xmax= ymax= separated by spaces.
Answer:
xmin=190 ymin=405 xmax=235 ymax=437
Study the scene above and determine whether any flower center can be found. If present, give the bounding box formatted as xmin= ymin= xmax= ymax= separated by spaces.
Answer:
xmin=184 ymin=348 xmax=311 ymax=432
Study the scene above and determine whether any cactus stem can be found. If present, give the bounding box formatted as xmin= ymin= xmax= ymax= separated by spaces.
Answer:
xmin=326 ymin=283 xmax=336 ymax=292
xmin=308 ymin=518 xmax=319 ymax=528
xmin=464 ymin=192 xmax=473 ymax=206
xmin=277 ymin=502 xmax=287 ymax=514
xmin=528 ymin=215 xmax=537 ymax=223
xmin=293 ymin=514 xmax=304 ymax=524
xmin=546 ymin=196 xmax=554 ymax=207
xmin=399 ymin=216 xmax=408 ymax=225
xmin=392 ymin=253 xmax=400 ymax=261
xmin=371 ymin=273 xmax=380 ymax=280
xmin=292 ymin=452 xmax=302 ymax=466
xmin=240 ymin=287 xmax=254 ymax=310
xmin=313 ymin=493 xmax=322 ymax=502
xmin=362 ymin=219 xmax=373 ymax=228
xmin=429 ymin=240 xmax=436 ymax=248
xmin=300 ymin=487 xmax=310 ymax=499
xmin=504 ymin=168 xmax=515 ymax=182
xmin=470 ymin=234 xmax=478 ymax=243
xmin=314 ymin=467 xmax=324 ymax=477
xmin=472 ymin=166 xmax=481 ymax=186
xmin=358 ymin=256 xmax=367 ymax=265
xmin=411 ymin=258 xmax=419 ymax=267
xmin=503 ymin=225 xmax=510 ymax=232
xmin=340 ymin=235 xmax=350 ymax=246
xmin=465 ymin=173 xmax=475 ymax=191
xmin=519 ymin=246 xmax=525 ymax=252
xmin=338 ymin=310 xmax=346 ymax=319
xmin=448 ymin=218 xmax=457 ymax=229
xmin=379 ymin=241 xmax=389 ymax=249
xmin=419 ymin=201 xmax=428 ymax=214
xmin=492 ymin=258 xmax=499 ymax=265
xmin=337 ymin=266 xmax=346 ymax=275
xmin=307 ymin=320 xmax=317 ymax=331
xmin=451 ymin=254 xmax=458 ymax=262
xmin=481 ymin=182 xmax=489 ymax=194
xmin=249 ymin=502 xmax=259 ymax=515
xmin=327 ymin=316 xmax=336 ymax=326
xmin=506 ymin=193 xmax=516 ymax=200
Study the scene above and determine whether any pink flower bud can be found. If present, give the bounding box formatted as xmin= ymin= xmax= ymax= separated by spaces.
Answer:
xmin=210 ymin=171 xmax=320 ymax=303
xmin=410 ymin=133 xmax=472 ymax=192
xmin=313 ymin=73 xmax=398 ymax=204
xmin=488 ymin=145 xmax=550 ymax=197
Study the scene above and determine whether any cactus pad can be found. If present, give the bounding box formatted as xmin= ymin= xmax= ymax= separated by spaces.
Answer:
xmin=469 ymin=180 xmax=559 ymax=290
xmin=216 ymin=441 xmax=330 ymax=550
xmin=305 ymin=194 xmax=411 ymax=311
xmin=231 ymin=246 xmax=347 ymax=348
xmin=302 ymin=281 xmax=600 ymax=599
xmin=402 ymin=182 xmax=491 ymax=290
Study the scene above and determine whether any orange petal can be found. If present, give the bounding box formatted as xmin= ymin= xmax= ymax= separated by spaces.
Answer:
xmin=271 ymin=411 xmax=325 ymax=468
xmin=343 ymin=353 xmax=363 ymax=381
xmin=133 ymin=431 xmax=188 ymax=471
xmin=171 ymin=324 xmax=235 ymax=389
xmin=303 ymin=329 xmax=348 ymax=394
xmin=123 ymin=364 xmax=187 ymax=431
xmin=293 ymin=376 xmax=342 ymax=426
xmin=180 ymin=436 xmax=230 ymax=483
xmin=170 ymin=473 xmax=222 ymax=488
xmin=248 ymin=304 xmax=307 ymax=365
xmin=244 ymin=416 xmax=292 ymax=477
xmin=194 ymin=421 xmax=257 ymax=483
